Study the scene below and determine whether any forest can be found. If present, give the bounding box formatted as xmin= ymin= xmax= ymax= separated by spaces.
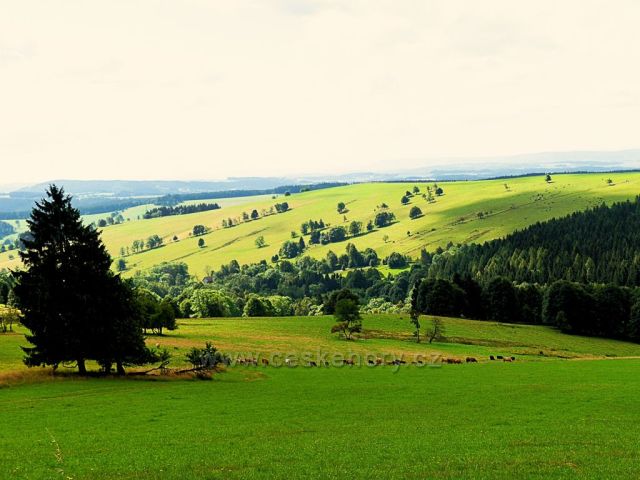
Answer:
xmin=427 ymin=197 xmax=640 ymax=285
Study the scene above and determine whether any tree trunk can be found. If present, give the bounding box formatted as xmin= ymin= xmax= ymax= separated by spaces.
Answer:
xmin=77 ymin=358 xmax=87 ymax=375
xmin=116 ymin=362 xmax=125 ymax=376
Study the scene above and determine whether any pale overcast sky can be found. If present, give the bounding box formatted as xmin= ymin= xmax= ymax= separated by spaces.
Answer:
xmin=1 ymin=0 xmax=639 ymax=182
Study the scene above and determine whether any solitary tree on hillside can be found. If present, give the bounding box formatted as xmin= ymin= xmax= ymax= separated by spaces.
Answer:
xmin=337 ymin=202 xmax=346 ymax=213
xmin=428 ymin=317 xmax=444 ymax=344
xmin=545 ymin=174 xmax=552 ymax=183
xmin=13 ymin=185 xmax=148 ymax=374
xmin=255 ymin=235 xmax=266 ymax=248
xmin=401 ymin=195 xmax=410 ymax=205
xmin=409 ymin=311 xmax=421 ymax=343
xmin=198 ymin=238 xmax=205 ymax=248
xmin=409 ymin=206 xmax=423 ymax=219
xmin=331 ymin=298 xmax=362 ymax=340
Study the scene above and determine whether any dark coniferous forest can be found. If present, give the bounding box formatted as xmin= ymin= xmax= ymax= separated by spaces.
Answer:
xmin=427 ymin=197 xmax=640 ymax=286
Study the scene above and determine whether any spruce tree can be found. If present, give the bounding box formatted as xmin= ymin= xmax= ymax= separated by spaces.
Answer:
xmin=13 ymin=185 xmax=147 ymax=374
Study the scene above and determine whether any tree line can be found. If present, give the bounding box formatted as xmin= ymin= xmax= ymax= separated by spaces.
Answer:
xmin=411 ymin=275 xmax=640 ymax=342
xmin=143 ymin=202 xmax=221 ymax=219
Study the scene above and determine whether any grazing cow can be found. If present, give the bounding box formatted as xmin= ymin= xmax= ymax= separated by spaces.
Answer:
xmin=376 ymin=358 xmax=383 ymax=365
xmin=285 ymin=358 xmax=292 ymax=366
xmin=503 ymin=357 xmax=513 ymax=362
xmin=343 ymin=359 xmax=354 ymax=366
xmin=497 ymin=355 xmax=504 ymax=360
xmin=489 ymin=355 xmax=495 ymax=361
xmin=466 ymin=357 xmax=477 ymax=363
xmin=261 ymin=358 xmax=269 ymax=366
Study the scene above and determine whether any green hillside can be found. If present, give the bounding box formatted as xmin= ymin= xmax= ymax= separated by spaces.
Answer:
xmin=2 ymin=172 xmax=639 ymax=276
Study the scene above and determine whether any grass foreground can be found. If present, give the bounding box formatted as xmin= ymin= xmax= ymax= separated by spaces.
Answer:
xmin=2 ymin=315 xmax=640 ymax=478
xmin=2 ymin=361 xmax=640 ymax=479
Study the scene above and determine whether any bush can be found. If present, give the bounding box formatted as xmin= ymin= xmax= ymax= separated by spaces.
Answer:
xmin=386 ymin=252 xmax=409 ymax=269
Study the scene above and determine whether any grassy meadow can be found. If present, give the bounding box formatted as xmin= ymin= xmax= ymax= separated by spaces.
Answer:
xmin=2 ymin=172 xmax=640 ymax=276
xmin=2 ymin=315 xmax=640 ymax=478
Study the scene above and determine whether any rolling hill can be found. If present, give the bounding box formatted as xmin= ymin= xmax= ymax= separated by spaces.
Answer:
xmin=2 ymin=171 xmax=640 ymax=276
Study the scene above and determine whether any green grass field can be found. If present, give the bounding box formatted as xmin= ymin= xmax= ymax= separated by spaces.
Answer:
xmin=2 ymin=360 xmax=640 ymax=478
xmin=2 ymin=172 xmax=639 ymax=276
xmin=2 ymin=315 xmax=640 ymax=479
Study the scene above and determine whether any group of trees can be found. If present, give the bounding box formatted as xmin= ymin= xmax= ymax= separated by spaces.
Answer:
xmin=222 ymin=203 xmax=289 ymax=229
xmin=411 ymin=276 xmax=542 ymax=325
xmin=409 ymin=273 xmax=640 ymax=342
xmin=279 ymin=237 xmax=307 ymax=259
xmin=143 ymin=202 xmax=220 ymax=219
xmin=0 ymin=303 xmax=20 ymax=333
xmin=123 ymin=243 xmax=427 ymax=323
xmin=301 ymin=213 xmax=393 ymax=248
xmin=543 ymin=281 xmax=640 ymax=340
xmin=300 ymin=219 xmax=325 ymax=235
xmin=274 ymin=202 xmax=290 ymax=213
xmin=131 ymin=234 xmax=163 ymax=253
xmin=0 ymin=272 xmax=20 ymax=333
xmin=374 ymin=211 xmax=396 ymax=228
xmin=97 ymin=212 xmax=125 ymax=228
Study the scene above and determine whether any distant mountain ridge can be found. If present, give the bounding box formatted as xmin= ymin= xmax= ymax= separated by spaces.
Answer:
xmin=2 ymin=149 xmax=640 ymax=216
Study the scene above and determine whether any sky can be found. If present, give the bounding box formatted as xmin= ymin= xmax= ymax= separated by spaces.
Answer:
xmin=1 ymin=0 xmax=640 ymax=183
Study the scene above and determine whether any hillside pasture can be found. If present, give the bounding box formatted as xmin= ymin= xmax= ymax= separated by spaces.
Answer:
xmin=2 ymin=172 xmax=640 ymax=275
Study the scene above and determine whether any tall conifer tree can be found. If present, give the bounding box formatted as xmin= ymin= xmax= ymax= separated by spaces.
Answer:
xmin=14 ymin=185 xmax=147 ymax=374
